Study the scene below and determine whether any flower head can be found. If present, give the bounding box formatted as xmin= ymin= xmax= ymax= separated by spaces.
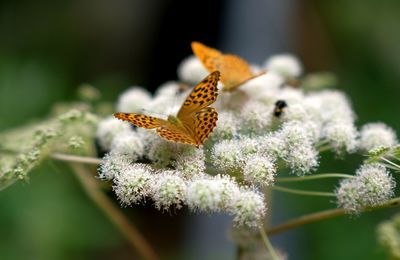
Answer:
xmin=336 ymin=163 xmax=395 ymax=213
xmin=173 ymin=149 xmax=206 ymax=180
xmin=238 ymin=101 xmax=273 ymax=136
xmin=110 ymin=130 xmax=145 ymax=161
xmin=359 ymin=123 xmax=398 ymax=152
xmin=322 ymin=122 xmax=358 ymax=154
xmin=264 ymin=54 xmax=302 ymax=78
xmin=177 ymin=55 xmax=208 ymax=84
xmin=116 ymin=87 xmax=152 ymax=113
xmin=211 ymin=139 xmax=244 ymax=173
xmin=150 ymin=171 xmax=187 ymax=210
xmin=147 ymin=139 xmax=196 ymax=167
xmin=186 ymin=175 xmax=240 ymax=212
xmin=377 ymin=213 xmax=400 ymax=259
xmin=240 ymin=72 xmax=284 ymax=101
xmin=229 ymin=189 xmax=266 ymax=228
xmin=96 ymin=117 xmax=132 ymax=151
xmin=98 ymin=152 xmax=133 ymax=180
xmin=243 ymin=155 xmax=276 ymax=186
xmin=112 ymin=164 xmax=154 ymax=205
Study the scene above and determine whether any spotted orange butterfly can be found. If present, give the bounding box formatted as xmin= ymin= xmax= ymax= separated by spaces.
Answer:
xmin=191 ymin=41 xmax=265 ymax=91
xmin=114 ymin=71 xmax=220 ymax=147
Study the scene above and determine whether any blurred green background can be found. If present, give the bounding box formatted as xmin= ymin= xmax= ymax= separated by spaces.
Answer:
xmin=0 ymin=0 xmax=399 ymax=259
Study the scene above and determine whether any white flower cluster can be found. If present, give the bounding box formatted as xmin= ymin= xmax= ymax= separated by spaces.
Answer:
xmin=377 ymin=213 xmax=400 ymax=259
xmin=96 ymin=51 xmax=399 ymax=227
xmin=336 ymin=163 xmax=395 ymax=213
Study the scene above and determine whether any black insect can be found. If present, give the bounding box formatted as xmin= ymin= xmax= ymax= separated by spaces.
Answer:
xmin=273 ymin=100 xmax=288 ymax=117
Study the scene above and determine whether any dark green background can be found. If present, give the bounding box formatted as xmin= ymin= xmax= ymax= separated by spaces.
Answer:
xmin=1 ymin=1 xmax=399 ymax=259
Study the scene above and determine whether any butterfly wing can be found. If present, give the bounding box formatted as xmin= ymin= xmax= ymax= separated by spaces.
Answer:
xmin=177 ymin=70 xmax=220 ymax=118
xmin=191 ymin=41 xmax=223 ymax=71
xmin=114 ymin=71 xmax=220 ymax=147
xmin=194 ymin=107 xmax=218 ymax=144
xmin=220 ymin=54 xmax=257 ymax=90
xmin=191 ymin=41 xmax=257 ymax=91
xmin=156 ymin=122 xmax=198 ymax=146
xmin=113 ymin=113 xmax=167 ymax=128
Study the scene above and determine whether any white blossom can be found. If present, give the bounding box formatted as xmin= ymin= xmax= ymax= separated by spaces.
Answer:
xmin=209 ymin=111 xmax=239 ymax=140
xmin=113 ymin=164 xmax=154 ymax=205
xmin=308 ymin=90 xmax=354 ymax=124
xmin=322 ymin=122 xmax=359 ymax=154
xmin=110 ymin=130 xmax=145 ymax=161
xmin=285 ymin=145 xmax=319 ymax=175
xmin=173 ymin=149 xmax=206 ymax=179
xmin=98 ymin=152 xmax=133 ymax=180
xmin=359 ymin=123 xmax=398 ymax=151
xmin=155 ymin=81 xmax=183 ymax=98
xmin=264 ymin=54 xmax=303 ymax=78
xmin=187 ymin=175 xmax=240 ymax=212
xmin=150 ymin=172 xmax=187 ymax=210
xmin=229 ymin=189 xmax=266 ymax=228
xmin=238 ymin=101 xmax=273 ymax=135
xmin=116 ymin=87 xmax=152 ymax=113
xmin=96 ymin=116 xmax=132 ymax=151
xmin=256 ymin=133 xmax=287 ymax=160
xmin=240 ymin=72 xmax=284 ymax=101
xmin=211 ymin=139 xmax=244 ymax=173
xmin=243 ymin=155 xmax=276 ymax=186
xmin=377 ymin=214 xmax=400 ymax=259
xmin=147 ymin=139 xmax=196 ymax=167
xmin=177 ymin=55 xmax=209 ymax=83
xmin=336 ymin=164 xmax=395 ymax=213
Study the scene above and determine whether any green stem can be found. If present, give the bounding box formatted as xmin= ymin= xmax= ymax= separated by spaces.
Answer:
xmin=69 ymin=163 xmax=159 ymax=260
xmin=316 ymin=140 xmax=330 ymax=152
xmin=271 ymin=185 xmax=335 ymax=197
xmin=259 ymin=227 xmax=280 ymax=260
xmin=381 ymin=164 xmax=400 ymax=171
xmin=267 ymin=197 xmax=400 ymax=235
xmin=317 ymin=145 xmax=331 ymax=153
xmin=381 ymin=156 xmax=400 ymax=170
xmin=51 ymin=153 xmax=103 ymax=165
xmin=276 ymin=173 xmax=354 ymax=182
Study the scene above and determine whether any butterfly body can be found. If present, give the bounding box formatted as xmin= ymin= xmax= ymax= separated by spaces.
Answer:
xmin=114 ymin=71 xmax=220 ymax=147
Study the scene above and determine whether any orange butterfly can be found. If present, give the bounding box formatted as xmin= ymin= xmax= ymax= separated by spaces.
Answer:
xmin=114 ymin=71 xmax=220 ymax=147
xmin=191 ymin=41 xmax=265 ymax=91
